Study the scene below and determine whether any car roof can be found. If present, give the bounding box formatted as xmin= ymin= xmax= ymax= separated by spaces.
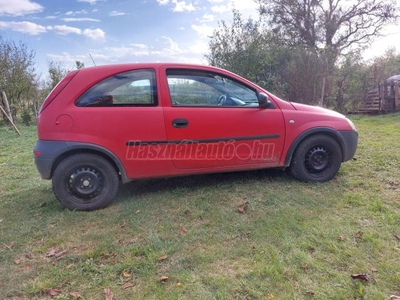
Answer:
xmin=72 ymin=63 xmax=241 ymax=86
xmin=80 ymin=63 xmax=221 ymax=73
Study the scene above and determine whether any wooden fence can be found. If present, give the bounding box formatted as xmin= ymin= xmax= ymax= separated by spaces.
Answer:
xmin=354 ymin=77 xmax=400 ymax=114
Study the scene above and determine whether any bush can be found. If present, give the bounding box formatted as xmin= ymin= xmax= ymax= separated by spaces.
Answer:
xmin=21 ymin=108 xmax=32 ymax=126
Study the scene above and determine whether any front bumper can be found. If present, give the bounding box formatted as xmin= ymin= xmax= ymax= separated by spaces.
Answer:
xmin=339 ymin=130 xmax=358 ymax=162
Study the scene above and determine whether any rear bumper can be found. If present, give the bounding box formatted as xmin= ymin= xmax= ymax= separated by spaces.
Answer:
xmin=339 ymin=130 xmax=358 ymax=162
xmin=34 ymin=140 xmax=129 ymax=182
xmin=34 ymin=140 xmax=70 ymax=179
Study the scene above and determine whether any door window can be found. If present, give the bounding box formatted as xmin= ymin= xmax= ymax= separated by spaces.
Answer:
xmin=166 ymin=69 xmax=259 ymax=107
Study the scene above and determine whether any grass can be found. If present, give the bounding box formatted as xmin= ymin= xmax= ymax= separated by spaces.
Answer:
xmin=0 ymin=114 xmax=400 ymax=299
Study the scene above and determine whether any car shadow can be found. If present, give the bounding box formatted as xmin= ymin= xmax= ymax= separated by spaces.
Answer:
xmin=117 ymin=168 xmax=290 ymax=200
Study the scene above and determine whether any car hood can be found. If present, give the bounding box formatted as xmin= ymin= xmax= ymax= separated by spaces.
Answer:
xmin=290 ymin=102 xmax=345 ymax=118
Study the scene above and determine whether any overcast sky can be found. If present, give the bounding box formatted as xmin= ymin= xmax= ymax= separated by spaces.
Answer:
xmin=0 ymin=0 xmax=399 ymax=78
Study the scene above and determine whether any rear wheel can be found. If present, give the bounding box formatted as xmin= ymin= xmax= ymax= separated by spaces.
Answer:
xmin=289 ymin=135 xmax=342 ymax=182
xmin=52 ymin=154 xmax=119 ymax=211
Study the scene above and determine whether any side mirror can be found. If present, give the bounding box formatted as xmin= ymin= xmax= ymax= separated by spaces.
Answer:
xmin=258 ymin=93 xmax=273 ymax=108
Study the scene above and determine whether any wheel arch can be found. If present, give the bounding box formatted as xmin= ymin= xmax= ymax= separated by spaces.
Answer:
xmin=284 ymin=127 xmax=347 ymax=167
xmin=50 ymin=142 xmax=130 ymax=183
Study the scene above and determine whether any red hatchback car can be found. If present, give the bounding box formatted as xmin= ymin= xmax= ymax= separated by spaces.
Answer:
xmin=34 ymin=63 xmax=358 ymax=210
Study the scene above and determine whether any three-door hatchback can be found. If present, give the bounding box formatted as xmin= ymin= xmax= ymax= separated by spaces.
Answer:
xmin=34 ymin=63 xmax=358 ymax=210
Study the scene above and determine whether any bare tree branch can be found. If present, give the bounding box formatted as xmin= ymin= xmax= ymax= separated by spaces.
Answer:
xmin=259 ymin=0 xmax=399 ymax=56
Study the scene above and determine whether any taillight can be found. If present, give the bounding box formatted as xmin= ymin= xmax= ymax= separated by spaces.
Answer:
xmin=39 ymin=70 xmax=79 ymax=114
xmin=34 ymin=150 xmax=40 ymax=157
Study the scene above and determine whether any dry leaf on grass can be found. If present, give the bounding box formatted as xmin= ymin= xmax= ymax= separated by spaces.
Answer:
xmin=55 ymin=249 xmax=68 ymax=259
xmin=4 ymin=241 xmax=15 ymax=250
xmin=120 ymin=222 xmax=127 ymax=228
xmin=338 ymin=235 xmax=345 ymax=241
xmin=351 ymin=273 xmax=369 ymax=281
xmin=46 ymin=247 xmax=58 ymax=257
xmin=135 ymin=210 xmax=141 ymax=215
xmin=390 ymin=295 xmax=400 ymax=300
xmin=355 ymin=231 xmax=364 ymax=239
xmin=307 ymin=290 xmax=315 ymax=295
xmin=104 ymin=288 xmax=113 ymax=300
xmin=394 ymin=235 xmax=400 ymax=241
xmin=158 ymin=255 xmax=168 ymax=262
xmin=370 ymin=268 xmax=378 ymax=272
xmin=64 ymin=279 xmax=71 ymax=286
xmin=179 ymin=227 xmax=188 ymax=235
xmin=43 ymin=288 xmax=62 ymax=297
xmin=160 ymin=275 xmax=169 ymax=282
xmin=69 ymin=291 xmax=82 ymax=298
xmin=46 ymin=247 xmax=68 ymax=259
xmin=121 ymin=281 xmax=135 ymax=289
xmin=388 ymin=181 xmax=400 ymax=189
xmin=237 ymin=201 xmax=249 ymax=214
xmin=122 ymin=271 xmax=131 ymax=278
xmin=118 ymin=237 xmax=138 ymax=245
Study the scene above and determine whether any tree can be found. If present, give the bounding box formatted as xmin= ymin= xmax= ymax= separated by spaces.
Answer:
xmin=258 ymin=0 xmax=399 ymax=105
xmin=283 ymin=47 xmax=325 ymax=105
xmin=331 ymin=52 xmax=368 ymax=111
xmin=75 ymin=60 xmax=85 ymax=70
xmin=0 ymin=36 xmax=37 ymax=122
xmin=367 ymin=48 xmax=400 ymax=85
xmin=47 ymin=61 xmax=68 ymax=91
xmin=206 ymin=9 xmax=289 ymax=94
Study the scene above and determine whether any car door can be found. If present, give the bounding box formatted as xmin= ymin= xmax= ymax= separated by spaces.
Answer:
xmin=160 ymin=67 xmax=286 ymax=170
xmin=73 ymin=68 xmax=173 ymax=179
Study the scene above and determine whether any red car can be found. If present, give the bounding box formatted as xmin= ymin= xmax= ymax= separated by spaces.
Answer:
xmin=34 ymin=63 xmax=358 ymax=211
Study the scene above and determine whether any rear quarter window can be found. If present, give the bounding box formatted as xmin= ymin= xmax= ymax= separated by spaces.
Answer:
xmin=75 ymin=69 xmax=157 ymax=107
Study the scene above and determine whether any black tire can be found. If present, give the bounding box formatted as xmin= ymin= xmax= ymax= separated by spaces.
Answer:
xmin=289 ymin=135 xmax=342 ymax=182
xmin=52 ymin=154 xmax=119 ymax=211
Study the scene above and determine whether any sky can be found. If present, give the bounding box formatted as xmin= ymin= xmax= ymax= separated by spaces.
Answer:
xmin=0 ymin=0 xmax=399 ymax=79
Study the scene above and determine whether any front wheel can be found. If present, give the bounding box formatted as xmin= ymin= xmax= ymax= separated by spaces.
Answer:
xmin=289 ymin=135 xmax=342 ymax=182
xmin=52 ymin=154 xmax=119 ymax=211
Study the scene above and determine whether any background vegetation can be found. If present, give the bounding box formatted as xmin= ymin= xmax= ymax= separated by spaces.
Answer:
xmin=0 ymin=1 xmax=399 ymax=123
xmin=0 ymin=0 xmax=400 ymax=123
xmin=0 ymin=38 xmax=83 ymax=126
xmin=207 ymin=0 xmax=400 ymax=112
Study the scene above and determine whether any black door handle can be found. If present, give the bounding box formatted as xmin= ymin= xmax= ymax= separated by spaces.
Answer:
xmin=172 ymin=118 xmax=188 ymax=128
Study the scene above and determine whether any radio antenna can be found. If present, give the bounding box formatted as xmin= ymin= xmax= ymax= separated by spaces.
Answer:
xmin=89 ymin=53 xmax=96 ymax=66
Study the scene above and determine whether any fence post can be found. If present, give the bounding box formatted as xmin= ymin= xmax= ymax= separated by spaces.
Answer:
xmin=0 ymin=91 xmax=21 ymax=136
xmin=1 ymin=91 xmax=13 ymax=123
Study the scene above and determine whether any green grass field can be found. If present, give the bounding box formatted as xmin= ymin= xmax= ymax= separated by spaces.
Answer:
xmin=1 ymin=114 xmax=399 ymax=299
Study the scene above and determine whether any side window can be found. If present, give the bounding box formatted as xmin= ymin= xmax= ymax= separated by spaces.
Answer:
xmin=76 ymin=69 xmax=157 ymax=107
xmin=166 ymin=69 xmax=259 ymax=107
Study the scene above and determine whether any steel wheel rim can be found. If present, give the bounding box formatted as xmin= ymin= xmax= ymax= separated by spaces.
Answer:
xmin=305 ymin=146 xmax=330 ymax=173
xmin=68 ymin=166 xmax=104 ymax=202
